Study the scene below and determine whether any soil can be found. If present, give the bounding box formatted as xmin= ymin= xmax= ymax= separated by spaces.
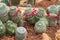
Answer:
xmin=0 ymin=0 xmax=60 ymax=40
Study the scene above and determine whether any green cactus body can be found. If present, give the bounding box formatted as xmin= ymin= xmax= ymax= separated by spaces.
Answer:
xmin=1 ymin=0 xmax=10 ymax=6
xmin=36 ymin=8 xmax=46 ymax=17
xmin=48 ymin=5 xmax=58 ymax=15
xmin=39 ymin=17 xmax=49 ymax=27
xmin=6 ymin=20 xmax=17 ymax=35
xmin=0 ymin=3 xmax=9 ymax=23
xmin=34 ymin=21 xmax=47 ymax=33
xmin=15 ymin=27 xmax=27 ymax=40
xmin=0 ymin=20 xmax=6 ymax=37
xmin=24 ymin=8 xmax=36 ymax=24
xmin=9 ymin=6 xmax=21 ymax=24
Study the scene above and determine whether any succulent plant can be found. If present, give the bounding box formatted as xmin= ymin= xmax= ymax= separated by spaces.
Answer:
xmin=0 ymin=3 xmax=9 ymax=23
xmin=9 ymin=6 xmax=21 ymax=25
xmin=0 ymin=20 xmax=6 ymax=37
xmin=1 ymin=0 xmax=10 ymax=6
xmin=34 ymin=21 xmax=47 ymax=33
xmin=39 ymin=17 xmax=49 ymax=26
xmin=6 ymin=20 xmax=17 ymax=36
xmin=47 ymin=5 xmax=58 ymax=15
xmin=15 ymin=27 xmax=27 ymax=40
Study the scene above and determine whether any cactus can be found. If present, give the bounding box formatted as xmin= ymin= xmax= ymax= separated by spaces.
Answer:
xmin=35 ymin=8 xmax=47 ymax=22
xmin=6 ymin=20 xmax=17 ymax=36
xmin=34 ymin=21 xmax=47 ymax=33
xmin=24 ymin=8 xmax=36 ymax=24
xmin=9 ymin=6 xmax=21 ymax=25
xmin=47 ymin=5 xmax=58 ymax=15
xmin=39 ymin=17 xmax=49 ymax=26
xmin=0 ymin=0 xmax=10 ymax=6
xmin=0 ymin=20 xmax=6 ymax=37
xmin=15 ymin=27 xmax=27 ymax=40
xmin=0 ymin=3 xmax=9 ymax=23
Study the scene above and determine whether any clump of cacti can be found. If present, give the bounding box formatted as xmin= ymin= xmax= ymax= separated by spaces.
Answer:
xmin=0 ymin=20 xmax=6 ymax=37
xmin=9 ymin=6 xmax=21 ymax=26
xmin=24 ymin=8 xmax=47 ymax=24
xmin=15 ymin=27 xmax=27 ymax=40
xmin=6 ymin=20 xmax=17 ymax=36
xmin=0 ymin=3 xmax=9 ymax=23
xmin=47 ymin=5 xmax=59 ymax=27
xmin=34 ymin=20 xmax=47 ymax=33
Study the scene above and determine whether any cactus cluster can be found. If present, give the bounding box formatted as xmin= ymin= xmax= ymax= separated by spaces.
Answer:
xmin=47 ymin=5 xmax=59 ymax=27
xmin=24 ymin=8 xmax=46 ymax=24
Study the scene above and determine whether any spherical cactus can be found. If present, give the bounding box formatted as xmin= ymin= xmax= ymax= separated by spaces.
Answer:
xmin=9 ymin=6 xmax=21 ymax=24
xmin=0 ymin=0 xmax=10 ymax=6
xmin=15 ymin=27 xmax=27 ymax=40
xmin=0 ymin=3 xmax=9 ymax=23
xmin=36 ymin=8 xmax=47 ymax=17
xmin=34 ymin=21 xmax=47 ymax=34
xmin=47 ymin=5 xmax=58 ymax=15
xmin=6 ymin=20 xmax=17 ymax=36
xmin=0 ymin=20 xmax=6 ymax=37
